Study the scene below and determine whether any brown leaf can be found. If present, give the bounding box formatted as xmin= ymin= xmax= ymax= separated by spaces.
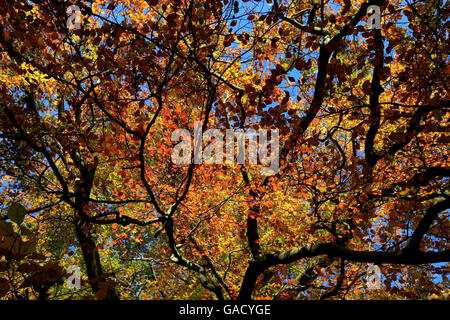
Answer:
xmin=96 ymin=289 xmax=108 ymax=300
xmin=0 ymin=277 xmax=10 ymax=298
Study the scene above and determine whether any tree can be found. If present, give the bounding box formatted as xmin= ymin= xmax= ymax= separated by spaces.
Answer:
xmin=0 ymin=0 xmax=448 ymax=300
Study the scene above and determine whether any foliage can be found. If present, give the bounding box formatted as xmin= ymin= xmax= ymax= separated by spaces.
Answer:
xmin=0 ymin=0 xmax=448 ymax=300
xmin=0 ymin=203 xmax=66 ymax=299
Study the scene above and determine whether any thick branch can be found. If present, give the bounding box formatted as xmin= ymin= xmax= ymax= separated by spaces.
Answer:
xmin=364 ymin=28 xmax=384 ymax=167
xmin=406 ymin=199 xmax=450 ymax=251
xmin=238 ymin=243 xmax=450 ymax=300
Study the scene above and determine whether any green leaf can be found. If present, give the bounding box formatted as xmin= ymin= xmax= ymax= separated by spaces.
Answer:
xmin=7 ymin=203 xmax=27 ymax=225
xmin=19 ymin=226 xmax=34 ymax=237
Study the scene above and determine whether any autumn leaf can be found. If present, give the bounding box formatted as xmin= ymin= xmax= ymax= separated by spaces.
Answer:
xmin=7 ymin=203 xmax=27 ymax=225
xmin=0 ymin=221 xmax=14 ymax=236
xmin=0 ymin=0 xmax=447 ymax=302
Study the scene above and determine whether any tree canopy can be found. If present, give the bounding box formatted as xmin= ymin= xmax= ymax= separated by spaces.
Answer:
xmin=0 ymin=0 xmax=448 ymax=300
